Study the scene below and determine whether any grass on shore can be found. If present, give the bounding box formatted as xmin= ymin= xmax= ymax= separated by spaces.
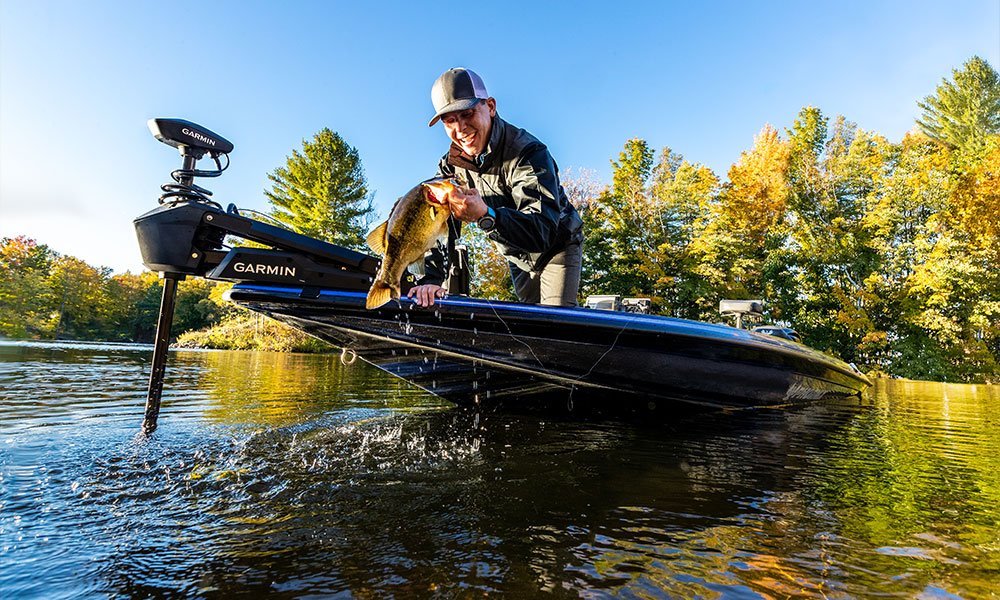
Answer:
xmin=176 ymin=313 xmax=333 ymax=353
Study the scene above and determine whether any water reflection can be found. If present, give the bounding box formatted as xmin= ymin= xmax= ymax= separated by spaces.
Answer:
xmin=193 ymin=350 xmax=447 ymax=427
xmin=1 ymin=342 xmax=998 ymax=597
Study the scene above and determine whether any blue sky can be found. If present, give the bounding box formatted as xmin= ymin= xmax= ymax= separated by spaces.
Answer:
xmin=1 ymin=1 xmax=997 ymax=273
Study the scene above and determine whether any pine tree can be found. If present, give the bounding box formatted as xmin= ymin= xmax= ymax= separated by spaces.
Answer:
xmin=917 ymin=56 xmax=1000 ymax=153
xmin=265 ymin=128 xmax=375 ymax=249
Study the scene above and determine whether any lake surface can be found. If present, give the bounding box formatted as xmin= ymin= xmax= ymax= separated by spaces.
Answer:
xmin=1 ymin=340 xmax=998 ymax=598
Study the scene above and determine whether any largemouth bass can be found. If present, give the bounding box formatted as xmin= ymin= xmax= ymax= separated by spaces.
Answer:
xmin=365 ymin=177 xmax=457 ymax=309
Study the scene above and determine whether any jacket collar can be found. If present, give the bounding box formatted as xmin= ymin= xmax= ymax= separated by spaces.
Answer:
xmin=447 ymin=114 xmax=504 ymax=173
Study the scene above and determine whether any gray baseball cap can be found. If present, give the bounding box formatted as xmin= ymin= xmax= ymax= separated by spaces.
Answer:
xmin=428 ymin=68 xmax=489 ymax=127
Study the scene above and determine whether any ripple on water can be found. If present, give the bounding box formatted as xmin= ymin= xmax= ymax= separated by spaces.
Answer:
xmin=2 ymin=342 xmax=999 ymax=597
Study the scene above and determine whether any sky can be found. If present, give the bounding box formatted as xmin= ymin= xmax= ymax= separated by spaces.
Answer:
xmin=1 ymin=1 xmax=997 ymax=274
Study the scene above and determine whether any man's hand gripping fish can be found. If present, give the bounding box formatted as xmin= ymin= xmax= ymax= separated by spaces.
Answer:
xmin=365 ymin=178 xmax=457 ymax=309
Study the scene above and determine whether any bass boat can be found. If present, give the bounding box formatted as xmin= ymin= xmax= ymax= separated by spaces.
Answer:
xmin=134 ymin=119 xmax=870 ymax=431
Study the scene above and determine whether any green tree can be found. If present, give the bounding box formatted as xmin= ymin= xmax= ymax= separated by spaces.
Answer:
xmin=46 ymin=256 xmax=109 ymax=339
xmin=917 ymin=56 xmax=1000 ymax=154
xmin=582 ymin=140 xmax=717 ymax=316
xmin=265 ymin=128 xmax=375 ymax=249
xmin=890 ymin=133 xmax=1000 ymax=381
xmin=648 ymin=150 xmax=718 ymax=318
xmin=858 ymin=132 xmax=950 ymax=372
xmin=465 ymin=227 xmax=516 ymax=301
xmin=102 ymin=271 xmax=161 ymax=341
xmin=173 ymin=278 xmax=230 ymax=335
xmin=779 ymin=108 xmax=892 ymax=361
xmin=582 ymin=139 xmax=656 ymax=300
xmin=0 ymin=236 xmax=56 ymax=337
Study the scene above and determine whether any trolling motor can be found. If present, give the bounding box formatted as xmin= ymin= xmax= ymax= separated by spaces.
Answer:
xmin=137 ymin=119 xmax=232 ymax=435
xmin=136 ymin=119 xmax=380 ymax=434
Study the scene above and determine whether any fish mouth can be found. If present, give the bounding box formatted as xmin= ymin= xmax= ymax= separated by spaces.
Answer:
xmin=422 ymin=178 xmax=457 ymax=205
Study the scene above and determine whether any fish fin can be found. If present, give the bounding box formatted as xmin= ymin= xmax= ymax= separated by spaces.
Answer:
xmin=366 ymin=221 xmax=389 ymax=254
xmin=366 ymin=281 xmax=397 ymax=309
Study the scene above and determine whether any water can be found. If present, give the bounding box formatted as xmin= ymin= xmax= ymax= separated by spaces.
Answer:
xmin=2 ymin=340 xmax=998 ymax=598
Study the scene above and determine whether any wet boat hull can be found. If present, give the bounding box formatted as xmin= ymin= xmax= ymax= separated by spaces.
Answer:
xmin=226 ymin=285 xmax=870 ymax=415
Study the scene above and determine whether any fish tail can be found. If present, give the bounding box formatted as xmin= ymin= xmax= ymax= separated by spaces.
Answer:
xmin=366 ymin=281 xmax=397 ymax=309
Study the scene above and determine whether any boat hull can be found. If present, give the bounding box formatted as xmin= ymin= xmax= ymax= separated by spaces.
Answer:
xmin=226 ymin=285 xmax=870 ymax=415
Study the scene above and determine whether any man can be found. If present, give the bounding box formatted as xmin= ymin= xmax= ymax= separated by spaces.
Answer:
xmin=408 ymin=67 xmax=584 ymax=308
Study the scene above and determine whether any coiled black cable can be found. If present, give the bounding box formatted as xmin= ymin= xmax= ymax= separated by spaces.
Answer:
xmin=158 ymin=153 xmax=230 ymax=207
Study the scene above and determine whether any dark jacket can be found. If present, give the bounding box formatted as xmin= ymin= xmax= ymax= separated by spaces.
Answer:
xmin=420 ymin=115 xmax=583 ymax=286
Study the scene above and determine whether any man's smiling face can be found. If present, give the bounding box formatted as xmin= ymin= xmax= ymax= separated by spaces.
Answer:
xmin=441 ymin=97 xmax=496 ymax=157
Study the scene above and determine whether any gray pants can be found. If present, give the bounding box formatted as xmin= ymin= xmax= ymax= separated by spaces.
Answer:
xmin=511 ymin=240 xmax=583 ymax=307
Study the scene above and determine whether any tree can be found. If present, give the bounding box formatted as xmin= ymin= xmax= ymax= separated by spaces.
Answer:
xmin=581 ymin=139 xmax=659 ymax=302
xmin=0 ymin=236 xmax=56 ymax=337
xmin=465 ymin=227 xmax=516 ymax=301
xmin=103 ymin=271 xmax=161 ymax=341
xmin=917 ymin=56 xmax=1000 ymax=154
xmin=265 ymin=128 xmax=375 ymax=249
xmin=173 ymin=278 xmax=230 ymax=336
xmin=648 ymin=150 xmax=718 ymax=318
xmin=561 ymin=167 xmax=603 ymax=212
xmin=46 ymin=256 xmax=109 ymax=339
xmin=581 ymin=140 xmax=716 ymax=317
xmin=777 ymin=108 xmax=897 ymax=363
xmin=691 ymin=124 xmax=789 ymax=311
xmin=893 ymin=133 xmax=1000 ymax=381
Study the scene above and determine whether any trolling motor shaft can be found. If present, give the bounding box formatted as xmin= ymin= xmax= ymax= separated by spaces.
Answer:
xmin=141 ymin=273 xmax=181 ymax=434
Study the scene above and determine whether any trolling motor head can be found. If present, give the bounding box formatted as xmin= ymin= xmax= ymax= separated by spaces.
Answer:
xmin=135 ymin=118 xmax=237 ymax=274
xmin=147 ymin=118 xmax=234 ymax=207
xmin=148 ymin=118 xmax=234 ymax=159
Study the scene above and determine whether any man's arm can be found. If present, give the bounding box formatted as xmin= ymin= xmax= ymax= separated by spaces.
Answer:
xmin=488 ymin=145 xmax=563 ymax=253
